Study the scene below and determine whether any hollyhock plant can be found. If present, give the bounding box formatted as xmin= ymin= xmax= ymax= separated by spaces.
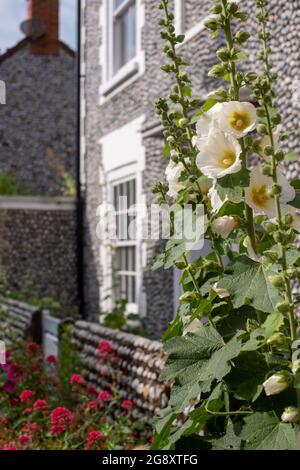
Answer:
xmin=151 ymin=0 xmax=300 ymax=450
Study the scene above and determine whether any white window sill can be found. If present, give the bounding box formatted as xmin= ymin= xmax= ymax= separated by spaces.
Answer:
xmin=100 ymin=58 xmax=139 ymax=97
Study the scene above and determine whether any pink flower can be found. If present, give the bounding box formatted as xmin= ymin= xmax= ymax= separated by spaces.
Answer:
xmin=70 ymin=373 xmax=86 ymax=386
xmin=19 ymin=389 xmax=35 ymax=404
xmin=87 ymin=401 xmax=97 ymax=410
xmin=33 ymin=399 xmax=49 ymax=412
xmin=18 ymin=434 xmax=30 ymax=446
xmin=24 ymin=408 xmax=33 ymax=414
xmin=3 ymin=381 xmax=14 ymax=394
xmin=2 ymin=444 xmax=17 ymax=450
xmin=85 ymin=430 xmax=104 ymax=450
xmin=22 ymin=422 xmax=40 ymax=435
xmin=98 ymin=391 xmax=112 ymax=402
xmin=98 ymin=340 xmax=112 ymax=357
xmin=10 ymin=398 xmax=19 ymax=407
xmin=51 ymin=407 xmax=73 ymax=425
xmin=121 ymin=400 xmax=133 ymax=411
xmin=47 ymin=355 xmax=57 ymax=364
xmin=51 ymin=424 xmax=66 ymax=436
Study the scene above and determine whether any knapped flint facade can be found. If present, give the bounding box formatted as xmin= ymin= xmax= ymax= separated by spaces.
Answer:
xmin=82 ymin=0 xmax=300 ymax=339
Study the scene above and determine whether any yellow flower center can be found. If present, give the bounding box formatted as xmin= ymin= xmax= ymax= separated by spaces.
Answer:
xmin=229 ymin=111 xmax=251 ymax=132
xmin=221 ymin=149 xmax=236 ymax=168
xmin=251 ymin=185 xmax=269 ymax=208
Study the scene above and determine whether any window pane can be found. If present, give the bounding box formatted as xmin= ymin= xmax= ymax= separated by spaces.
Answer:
xmin=114 ymin=3 xmax=136 ymax=73
xmin=115 ymin=0 xmax=125 ymax=9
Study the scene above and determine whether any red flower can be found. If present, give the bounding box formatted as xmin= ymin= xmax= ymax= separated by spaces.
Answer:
xmin=98 ymin=340 xmax=112 ymax=357
xmin=51 ymin=407 xmax=73 ymax=425
xmin=26 ymin=342 xmax=39 ymax=353
xmin=87 ymin=385 xmax=98 ymax=396
xmin=98 ymin=391 xmax=112 ymax=402
xmin=2 ymin=444 xmax=17 ymax=450
xmin=33 ymin=399 xmax=49 ymax=412
xmin=24 ymin=408 xmax=33 ymax=414
xmin=22 ymin=422 xmax=40 ymax=435
xmin=18 ymin=434 xmax=30 ymax=446
xmin=19 ymin=389 xmax=35 ymax=404
xmin=51 ymin=424 xmax=66 ymax=436
xmin=47 ymin=355 xmax=57 ymax=364
xmin=87 ymin=401 xmax=97 ymax=410
xmin=149 ymin=436 xmax=154 ymax=444
xmin=121 ymin=400 xmax=133 ymax=411
xmin=70 ymin=373 xmax=86 ymax=386
xmin=85 ymin=430 xmax=104 ymax=450
xmin=10 ymin=398 xmax=19 ymax=407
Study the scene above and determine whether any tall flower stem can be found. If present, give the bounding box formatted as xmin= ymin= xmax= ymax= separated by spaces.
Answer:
xmin=221 ymin=0 xmax=258 ymax=255
xmin=257 ymin=2 xmax=297 ymax=343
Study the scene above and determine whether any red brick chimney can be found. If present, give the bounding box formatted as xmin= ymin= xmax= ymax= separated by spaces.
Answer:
xmin=28 ymin=0 xmax=59 ymax=55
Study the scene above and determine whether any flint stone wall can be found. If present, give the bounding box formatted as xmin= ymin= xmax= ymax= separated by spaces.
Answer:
xmin=72 ymin=321 xmax=169 ymax=421
xmin=0 ymin=196 xmax=78 ymax=313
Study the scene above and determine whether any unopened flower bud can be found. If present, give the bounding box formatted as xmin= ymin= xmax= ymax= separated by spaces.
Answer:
xmin=275 ymin=150 xmax=285 ymax=162
xmin=257 ymin=123 xmax=267 ymax=134
xmin=266 ymin=332 xmax=287 ymax=346
xmin=217 ymin=47 xmax=231 ymax=62
xmin=208 ymin=64 xmax=226 ymax=78
xmin=211 ymin=216 xmax=238 ymax=239
xmin=276 ymin=301 xmax=290 ymax=314
xmin=235 ymin=31 xmax=250 ymax=43
xmin=272 ymin=114 xmax=282 ymax=125
xmin=178 ymin=118 xmax=189 ymax=128
xmin=211 ymin=4 xmax=223 ymax=14
xmin=269 ymin=275 xmax=285 ymax=290
xmin=179 ymin=291 xmax=198 ymax=303
xmin=267 ymin=184 xmax=282 ymax=198
xmin=204 ymin=18 xmax=219 ymax=31
xmin=264 ymin=221 xmax=277 ymax=233
xmin=228 ymin=2 xmax=239 ymax=14
xmin=264 ymin=145 xmax=273 ymax=156
xmin=281 ymin=407 xmax=299 ymax=423
xmin=263 ymin=371 xmax=292 ymax=396
xmin=262 ymin=163 xmax=272 ymax=176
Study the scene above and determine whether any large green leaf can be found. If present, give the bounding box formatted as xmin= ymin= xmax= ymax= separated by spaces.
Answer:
xmin=212 ymin=421 xmax=242 ymax=450
xmin=240 ymin=412 xmax=297 ymax=450
xmin=218 ymin=256 xmax=281 ymax=313
xmin=216 ymin=168 xmax=250 ymax=203
xmin=226 ymin=351 xmax=269 ymax=401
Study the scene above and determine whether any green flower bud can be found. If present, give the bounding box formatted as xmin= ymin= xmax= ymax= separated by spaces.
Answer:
xmin=204 ymin=18 xmax=219 ymax=31
xmin=211 ymin=4 xmax=223 ymax=14
xmin=179 ymin=291 xmax=198 ymax=303
xmin=272 ymin=114 xmax=282 ymax=125
xmin=276 ymin=301 xmax=290 ymax=314
xmin=267 ymin=332 xmax=287 ymax=346
xmin=208 ymin=64 xmax=226 ymax=78
xmin=275 ymin=150 xmax=285 ymax=162
xmin=267 ymin=184 xmax=282 ymax=197
xmin=264 ymin=145 xmax=273 ymax=156
xmin=262 ymin=163 xmax=272 ymax=176
xmin=256 ymin=107 xmax=266 ymax=118
xmin=246 ymin=318 xmax=260 ymax=333
xmin=235 ymin=31 xmax=250 ymax=43
xmin=283 ymin=213 xmax=294 ymax=226
xmin=217 ymin=47 xmax=231 ymax=62
xmin=166 ymin=135 xmax=175 ymax=144
xmin=269 ymin=274 xmax=285 ymax=290
xmin=264 ymin=221 xmax=277 ymax=233
xmin=257 ymin=123 xmax=267 ymax=134
xmin=228 ymin=2 xmax=239 ymax=14
xmin=178 ymin=118 xmax=189 ymax=128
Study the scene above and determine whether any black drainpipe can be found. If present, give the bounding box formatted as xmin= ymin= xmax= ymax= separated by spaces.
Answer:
xmin=76 ymin=0 xmax=85 ymax=318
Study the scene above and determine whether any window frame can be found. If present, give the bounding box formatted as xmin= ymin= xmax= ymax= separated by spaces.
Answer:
xmin=111 ymin=177 xmax=138 ymax=310
xmin=99 ymin=0 xmax=145 ymax=101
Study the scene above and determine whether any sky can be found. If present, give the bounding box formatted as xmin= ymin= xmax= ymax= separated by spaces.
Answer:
xmin=0 ymin=0 xmax=77 ymax=54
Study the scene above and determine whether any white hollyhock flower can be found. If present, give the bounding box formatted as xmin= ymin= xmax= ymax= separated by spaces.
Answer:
xmin=280 ymin=204 xmax=300 ymax=232
xmin=281 ymin=407 xmax=299 ymax=423
xmin=195 ymin=103 xmax=222 ymax=149
xmin=213 ymin=283 xmax=230 ymax=299
xmin=211 ymin=216 xmax=238 ymax=239
xmin=263 ymin=373 xmax=291 ymax=396
xmin=243 ymin=236 xmax=262 ymax=262
xmin=196 ymin=132 xmax=242 ymax=179
xmin=258 ymin=129 xmax=280 ymax=160
xmin=245 ymin=166 xmax=295 ymax=218
xmin=165 ymin=160 xmax=185 ymax=199
xmin=208 ymin=185 xmax=227 ymax=213
xmin=214 ymin=101 xmax=257 ymax=137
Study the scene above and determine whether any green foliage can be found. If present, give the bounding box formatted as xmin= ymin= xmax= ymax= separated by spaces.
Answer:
xmin=0 ymin=170 xmax=31 ymax=195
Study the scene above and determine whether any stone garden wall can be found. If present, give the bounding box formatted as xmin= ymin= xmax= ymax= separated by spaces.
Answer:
xmin=0 ymin=196 xmax=78 ymax=313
